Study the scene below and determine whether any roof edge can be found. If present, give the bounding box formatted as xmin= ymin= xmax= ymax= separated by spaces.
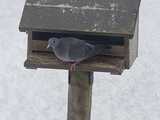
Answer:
xmin=19 ymin=26 xmax=133 ymax=38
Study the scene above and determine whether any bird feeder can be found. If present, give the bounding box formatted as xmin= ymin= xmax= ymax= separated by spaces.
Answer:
xmin=19 ymin=0 xmax=141 ymax=120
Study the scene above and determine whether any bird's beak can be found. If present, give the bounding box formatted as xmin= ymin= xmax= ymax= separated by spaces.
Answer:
xmin=47 ymin=45 xmax=50 ymax=49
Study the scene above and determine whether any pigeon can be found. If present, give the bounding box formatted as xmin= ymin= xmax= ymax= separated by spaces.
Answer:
xmin=47 ymin=37 xmax=109 ymax=71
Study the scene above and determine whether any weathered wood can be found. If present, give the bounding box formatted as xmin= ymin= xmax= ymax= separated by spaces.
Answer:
xmin=129 ymin=16 xmax=139 ymax=67
xmin=27 ymin=31 xmax=32 ymax=57
xmin=19 ymin=0 xmax=141 ymax=72
xmin=31 ymin=40 xmax=125 ymax=57
xmin=124 ymin=17 xmax=139 ymax=68
xmin=68 ymin=71 xmax=93 ymax=120
xmin=24 ymin=52 xmax=125 ymax=74
xmin=26 ymin=31 xmax=37 ymax=69
xmin=19 ymin=0 xmax=141 ymax=37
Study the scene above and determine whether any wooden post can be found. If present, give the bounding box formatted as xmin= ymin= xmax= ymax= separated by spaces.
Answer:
xmin=68 ymin=71 xmax=93 ymax=120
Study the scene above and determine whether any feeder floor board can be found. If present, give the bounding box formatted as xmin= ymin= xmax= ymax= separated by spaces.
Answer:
xmin=24 ymin=52 xmax=125 ymax=75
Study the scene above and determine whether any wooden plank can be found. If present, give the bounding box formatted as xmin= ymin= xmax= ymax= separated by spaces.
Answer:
xmin=129 ymin=16 xmax=139 ymax=67
xmin=27 ymin=31 xmax=32 ymax=57
xmin=27 ymin=0 xmax=140 ymax=11
xmin=19 ymin=0 xmax=141 ymax=37
xmin=68 ymin=71 xmax=93 ymax=120
xmin=25 ymin=52 xmax=125 ymax=75
xmin=124 ymin=17 xmax=139 ymax=68
xmin=31 ymin=40 xmax=125 ymax=57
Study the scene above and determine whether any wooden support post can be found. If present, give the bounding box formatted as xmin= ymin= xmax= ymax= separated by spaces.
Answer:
xmin=68 ymin=71 xmax=93 ymax=120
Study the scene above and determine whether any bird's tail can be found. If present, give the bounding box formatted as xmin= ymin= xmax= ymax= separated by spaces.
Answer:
xmin=95 ymin=44 xmax=111 ymax=55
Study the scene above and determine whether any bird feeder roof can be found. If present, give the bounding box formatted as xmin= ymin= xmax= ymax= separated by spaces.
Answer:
xmin=19 ymin=0 xmax=141 ymax=38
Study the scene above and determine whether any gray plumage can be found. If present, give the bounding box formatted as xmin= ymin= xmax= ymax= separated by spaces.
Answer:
xmin=47 ymin=37 xmax=107 ymax=63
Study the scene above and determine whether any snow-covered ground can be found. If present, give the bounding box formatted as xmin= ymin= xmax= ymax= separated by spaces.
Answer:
xmin=0 ymin=0 xmax=160 ymax=120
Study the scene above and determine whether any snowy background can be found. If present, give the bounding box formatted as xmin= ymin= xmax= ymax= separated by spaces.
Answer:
xmin=0 ymin=0 xmax=160 ymax=120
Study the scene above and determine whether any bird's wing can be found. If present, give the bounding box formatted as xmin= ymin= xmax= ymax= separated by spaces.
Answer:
xmin=54 ymin=39 xmax=70 ymax=61
xmin=68 ymin=40 xmax=95 ymax=62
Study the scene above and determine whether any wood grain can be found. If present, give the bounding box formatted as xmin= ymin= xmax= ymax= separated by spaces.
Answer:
xmin=25 ymin=52 xmax=125 ymax=74
xmin=19 ymin=0 xmax=141 ymax=37
xmin=68 ymin=71 xmax=93 ymax=120
xmin=31 ymin=40 xmax=125 ymax=57
xmin=124 ymin=17 xmax=139 ymax=68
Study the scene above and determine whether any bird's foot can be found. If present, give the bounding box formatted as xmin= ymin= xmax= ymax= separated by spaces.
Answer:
xmin=69 ymin=63 xmax=77 ymax=71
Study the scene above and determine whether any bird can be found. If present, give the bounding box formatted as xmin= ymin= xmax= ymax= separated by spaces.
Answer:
xmin=47 ymin=37 xmax=109 ymax=71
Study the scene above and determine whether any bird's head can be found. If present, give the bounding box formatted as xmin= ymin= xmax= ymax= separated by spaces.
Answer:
xmin=47 ymin=37 xmax=59 ymax=49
